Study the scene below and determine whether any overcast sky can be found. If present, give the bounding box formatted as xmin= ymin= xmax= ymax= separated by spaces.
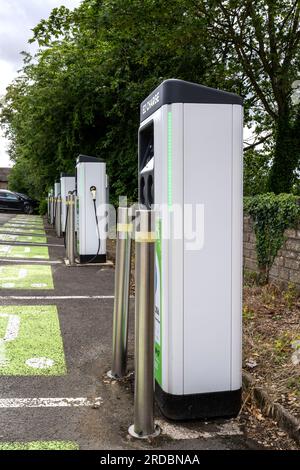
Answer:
xmin=0 ymin=1 xmax=256 ymax=170
xmin=0 ymin=0 xmax=82 ymax=168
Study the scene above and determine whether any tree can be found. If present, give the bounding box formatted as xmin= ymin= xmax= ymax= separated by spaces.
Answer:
xmin=1 ymin=0 xmax=299 ymax=200
xmin=1 ymin=0 xmax=213 ymax=203
xmin=193 ymin=0 xmax=300 ymax=193
xmin=243 ymin=149 xmax=270 ymax=196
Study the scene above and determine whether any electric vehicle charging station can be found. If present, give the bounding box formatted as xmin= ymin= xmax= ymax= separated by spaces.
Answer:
xmin=75 ymin=155 xmax=107 ymax=263
xmin=53 ymin=181 xmax=61 ymax=227
xmin=54 ymin=181 xmax=61 ymax=199
xmin=60 ymin=173 xmax=75 ymax=233
xmin=48 ymin=189 xmax=54 ymax=224
xmin=139 ymin=79 xmax=243 ymax=420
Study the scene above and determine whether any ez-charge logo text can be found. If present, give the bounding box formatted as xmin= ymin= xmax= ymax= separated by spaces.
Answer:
xmin=142 ymin=91 xmax=160 ymax=115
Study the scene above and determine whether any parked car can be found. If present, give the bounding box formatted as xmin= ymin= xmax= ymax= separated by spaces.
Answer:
xmin=0 ymin=189 xmax=37 ymax=214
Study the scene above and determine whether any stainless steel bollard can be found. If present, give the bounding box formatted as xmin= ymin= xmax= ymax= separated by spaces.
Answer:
xmin=47 ymin=197 xmax=50 ymax=223
xmin=65 ymin=196 xmax=70 ymax=261
xmin=54 ymin=196 xmax=58 ymax=228
xmin=55 ymin=197 xmax=62 ymax=238
xmin=108 ymin=207 xmax=132 ymax=379
xmin=49 ymin=197 xmax=52 ymax=224
xmin=128 ymin=209 xmax=160 ymax=439
xmin=50 ymin=197 xmax=54 ymax=226
xmin=67 ymin=194 xmax=76 ymax=265
xmin=53 ymin=197 xmax=56 ymax=227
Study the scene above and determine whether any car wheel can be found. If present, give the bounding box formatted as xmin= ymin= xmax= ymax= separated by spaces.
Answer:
xmin=24 ymin=204 xmax=34 ymax=214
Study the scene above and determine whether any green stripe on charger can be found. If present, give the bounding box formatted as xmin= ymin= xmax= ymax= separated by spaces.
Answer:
xmin=0 ymin=305 xmax=66 ymax=376
xmin=0 ymin=245 xmax=49 ymax=259
xmin=0 ymin=265 xmax=53 ymax=289
xmin=0 ymin=441 xmax=78 ymax=450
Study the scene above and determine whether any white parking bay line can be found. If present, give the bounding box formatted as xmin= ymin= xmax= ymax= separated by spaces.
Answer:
xmin=0 ymin=397 xmax=102 ymax=408
xmin=0 ymin=295 xmax=116 ymax=300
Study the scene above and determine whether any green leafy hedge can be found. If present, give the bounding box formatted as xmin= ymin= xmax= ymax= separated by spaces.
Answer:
xmin=244 ymin=193 xmax=300 ymax=280
xmin=38 ymin=199 xmax=48 ymax=216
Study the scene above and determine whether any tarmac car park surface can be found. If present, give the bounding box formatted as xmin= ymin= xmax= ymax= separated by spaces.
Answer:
xmin=0 ymin=211 xmax=268 ymax=450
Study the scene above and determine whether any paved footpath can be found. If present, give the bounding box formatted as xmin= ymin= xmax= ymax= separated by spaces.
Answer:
xmin=0 ymin=211 xmax=266 ymax=451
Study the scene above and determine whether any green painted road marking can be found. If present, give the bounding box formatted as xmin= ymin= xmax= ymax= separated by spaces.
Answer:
xmin=4 ymin=226 xmax=44 ymax=231
xmin=0 ymin=441 xmax=78 ymax=450
xmin=0 ymin=305 xmax=66 ymax=376
xmin=0 ymin=245 xmax=49 ymax=259
xmin=10 ymin=222 xmax=43 ymax=226
xmin=0 ymin=265 xmax=53 ymax=289
xmin=11 ymin=215 xmax=43 ymax=221
xmin=9 ymin=218 xmax=43 ymax=224
xmin=0 ymin=226 xmax=45 ymax=235
xmin=0 ymin=234 xmax=47 ymax=243
xmin=13 ymin=215 xmax=42 ymax=218
xmin=9 ymin=218 xmax=44 ymax=226
xmin=5 ymin=222 xmax=44 ymax=228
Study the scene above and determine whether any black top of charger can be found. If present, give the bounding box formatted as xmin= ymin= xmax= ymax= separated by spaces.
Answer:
xmin=76 ymin=155 xmax=105 ymax=164
xmin=140 ymin=79 xmax=243 ymax=122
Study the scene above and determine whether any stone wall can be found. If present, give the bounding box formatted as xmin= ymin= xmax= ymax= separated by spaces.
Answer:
xmin=243 ymin=216 xmax=300 ymax=288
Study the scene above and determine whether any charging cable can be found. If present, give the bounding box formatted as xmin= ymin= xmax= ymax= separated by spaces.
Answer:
xmin=77 ymin=186 xmax=101 ymax=264
xmin=90 ymin=185 xmax=97 ymax=201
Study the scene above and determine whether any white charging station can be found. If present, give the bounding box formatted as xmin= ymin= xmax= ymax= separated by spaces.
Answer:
xmin=139 ymin=79 xmax=243 ymax=420
xmin=76 ymin=155 xmax=107 ymax=263
xmin=53 ymin=181 xmax=61 ymax=226
xmin=60 ymin=173 xmax=75 ymax=233
xmin=48 ymin=189 xmax=54 ymax=224
xmin=54 ymin=182 xmax=61 ymax=198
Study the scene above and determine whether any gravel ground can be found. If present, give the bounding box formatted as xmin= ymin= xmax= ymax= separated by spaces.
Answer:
xmin=243 ymin=282 xmax=300 ymax=421
xmin=107 ymin=238 xmax=300 ymax=449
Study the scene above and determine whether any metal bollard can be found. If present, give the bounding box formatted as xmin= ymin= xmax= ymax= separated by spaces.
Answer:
xmin=55 ymin=197 xmax=62 ymax=238
xmin=108 ymin=207 xmax=132 ymax=379
xmin=65 ymin=196 xmax=70 ymax=261
xmin=53 ymin=196 xmax=57 ymax=227
xmin=47 ymin=197 xmax=50 ymax=223
xmin=49 ymin=197 xmax=52 ymax=224
xmin=128 ymin=209 xmax=160 ymax=439
xmin=67 ymin=194 xmax=75 ymax=265
xmin=50 ymin=197 xmax=54 ymax=226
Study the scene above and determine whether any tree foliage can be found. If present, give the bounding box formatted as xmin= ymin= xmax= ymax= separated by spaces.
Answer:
xmin=0 ymin=0 xmax=299 ymax=201
xmin=197 ymin=0 xmax=300 ymax=193
xmin=243 ymin=149 xmax=270 ymax=196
